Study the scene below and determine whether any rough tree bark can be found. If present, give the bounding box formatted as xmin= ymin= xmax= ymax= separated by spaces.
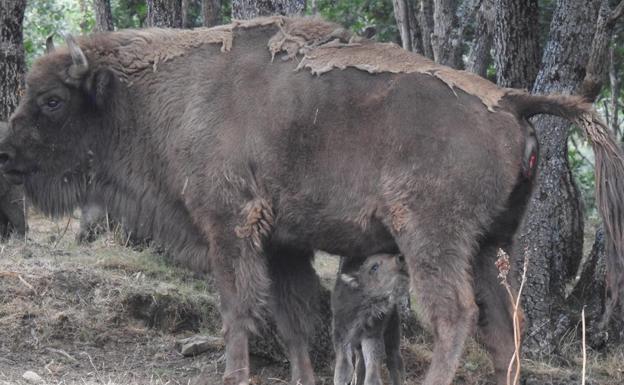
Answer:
xmin=94 ymin=0 xmax=115 ymax=31
xmin=231 ymin=0 xmax=305 ymax=19
xmin=202 ymin=0 xmax=222 ymax=26
xmin=493 ymin=0 xmax=540 ymax=89
xmin=392 ymin=0 xmax=424 ymax=53
xmin=418 ymin=0 xmax=435 ymax=59
xmin=147 ymin=0 xmax=183 ymax=28
xmin=513 ymin=0 xmax=602 ymax=356
xmin=431 ymin=0 xmax=463 ymax=68
xmin=466 ymin=0 xmax=494 ymax=77
xmin=0 ymin=0 xmax=26 ymax=121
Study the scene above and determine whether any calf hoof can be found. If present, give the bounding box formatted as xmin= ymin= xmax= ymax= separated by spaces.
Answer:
xmin=223 ymin=374 xmax=249 ymax=385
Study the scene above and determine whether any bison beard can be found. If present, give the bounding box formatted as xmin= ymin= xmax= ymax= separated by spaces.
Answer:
xmin=2 ymin=17 xmax=624 ymax=385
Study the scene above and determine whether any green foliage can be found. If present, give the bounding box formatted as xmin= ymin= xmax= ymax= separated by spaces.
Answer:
xmin=112 ymin=0 xmax=147 ymax=28
xmin=568 ymin=133 xmax=597 ymax=218
xmin=24 ymin=0 xmax=94 ymax=67
xmin=313 ymin=0 xmax=398 ymax=43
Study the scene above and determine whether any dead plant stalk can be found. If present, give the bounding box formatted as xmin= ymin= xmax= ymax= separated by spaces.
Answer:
xmin=496 ymin=248 xmax=529 ymax=385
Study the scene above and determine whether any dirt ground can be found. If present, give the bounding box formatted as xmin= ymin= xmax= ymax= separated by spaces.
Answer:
xmin=0 ymin=212 xmax=622 ymax=385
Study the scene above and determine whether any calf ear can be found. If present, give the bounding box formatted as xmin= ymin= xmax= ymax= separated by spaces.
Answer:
xmin=85 ymin=69 xmax=115 ymax=109
xmin=340 ymin=274 xmax=359 ymax=288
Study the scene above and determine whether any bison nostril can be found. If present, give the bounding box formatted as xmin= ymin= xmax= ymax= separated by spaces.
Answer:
xmin=0 ymin=152 xmax=11 ymax=166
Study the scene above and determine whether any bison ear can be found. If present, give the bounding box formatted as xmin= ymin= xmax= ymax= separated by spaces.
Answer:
xmin=340 ymin=274 xmax=360 ymax=288
xmin=85 ymin=69 xmax=114 ymax=109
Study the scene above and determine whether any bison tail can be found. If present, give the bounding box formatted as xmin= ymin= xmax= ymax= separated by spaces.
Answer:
xmin=506 ymin=92 xmax=624 ymax=325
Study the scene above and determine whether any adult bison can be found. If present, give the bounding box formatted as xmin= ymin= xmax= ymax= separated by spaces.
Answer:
xmin=1 ymin=17 xmax=623 ymax=385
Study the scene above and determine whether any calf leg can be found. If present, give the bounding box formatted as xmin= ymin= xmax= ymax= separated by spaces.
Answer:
xmin=384 ymin=308 xmax=404 ymax=385
xmin=354 ymin=346 xmax=365 ymax=385
xmin=334 ymin=344 xmax=355 ymax=385
xmin=360 ymin=337 xmax=384 ymax=385
xmin=267 ymin=246 xmax=318 ymax=385
xmin=0 ymin=190 xmax=25 ymax=238
xmin=474 ymin=243 xmax=522 ymax=385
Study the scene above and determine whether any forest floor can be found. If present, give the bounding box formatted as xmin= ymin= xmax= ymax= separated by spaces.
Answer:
xmin=0 ymin=212 xmax=622 ymax=385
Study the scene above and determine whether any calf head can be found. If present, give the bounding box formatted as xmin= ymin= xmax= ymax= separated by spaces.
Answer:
xmin=0 ymin=35 xmax=116 ymax=216
xmin=340 ymin=253 xmax=409 ymax=303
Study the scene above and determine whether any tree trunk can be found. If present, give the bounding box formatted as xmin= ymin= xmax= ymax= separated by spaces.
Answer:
xmin=493 ymin=0 xmax=540 ymax=89
xmin=392 ymin=0 xmax=423 ymax=53
xmin=94 ymin=0 xmax=115 ymax=31
xmin=431 ymin=0 xmax=463 ymax=68
xmin=0 ymin=0 xmax=26 ymax=122
xmin=466 ymin=0 xmax=494 ymax=78
xmin=202 ymin=0 xmax=222 ymax=26
xmin=147 ymin=0 xmax=184 ymax=28
xmin=608 ymin=44 xmax=621 ymax=138
xmin=515 ymin=0 xmax=602 ymax=357
xmin=418 ymin=0 xmax=435 ymax=59
xmin=231 ymin=0 xmax=305 ymax=19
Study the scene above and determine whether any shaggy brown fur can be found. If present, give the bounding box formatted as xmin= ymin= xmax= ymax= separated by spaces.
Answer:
xmin=2 ymin=17 xmax=623 ymax=385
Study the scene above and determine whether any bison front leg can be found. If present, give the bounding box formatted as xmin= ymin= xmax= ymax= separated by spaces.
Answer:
xmin=389 ymin=214 xmax=479 ymax=385
xmin=200 ymin=204 xmax=273 ymax=385
xmin=474 ymin=244 xmax=522 ymax=385
xmin=268 ymin=247 xmax=318 ymax=385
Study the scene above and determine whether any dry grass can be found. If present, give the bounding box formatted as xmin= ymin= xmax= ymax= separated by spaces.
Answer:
xmin=0 ymin=211 xmax=622 ymax=384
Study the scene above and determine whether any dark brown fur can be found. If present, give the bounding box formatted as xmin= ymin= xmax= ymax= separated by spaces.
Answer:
xmin=1 ymin=18 xmax=623 ymax=385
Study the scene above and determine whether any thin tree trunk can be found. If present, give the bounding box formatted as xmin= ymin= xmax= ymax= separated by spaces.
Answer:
xmin=579 ymin=0 xmax=624 ymax=101
xmin=515 ymin=0 xmax=602 ymax=356
xmin=232 ymin=0 xmax=305 ymax=19
xmin=202 ymin=0 xmax=222 ymax=26
xmin=419 ymin=0 xmax=435 ymax=59
xmin=94 ymin=0 xmax=115 ymax=31
xmin=493 ymin=0 xmax=540 ymax=89
xmin=0 ymin=0 xmax=26 ymax=121
xmin=609 ymin=45 xmax=621 ymax=138
xmin=466 ymin=0 xmax=494 ymax=78
xmin=147 ymin=0 xmax=184 ymax=28
xmin=431 ymin=0 xmax=463 ymax=68
xmin=392 ymin=0 xmax=423 ymax=53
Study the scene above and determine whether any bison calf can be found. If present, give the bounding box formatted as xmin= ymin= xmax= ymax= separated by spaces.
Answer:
xmin=0 ymin=122 xmax=25 ymax=239
xmin=332 ymin=254 xmax=409 ymax=385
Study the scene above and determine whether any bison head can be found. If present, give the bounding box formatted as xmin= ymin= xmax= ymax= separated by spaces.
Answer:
xmin=0 ymin=35 xmax=116 ymax=216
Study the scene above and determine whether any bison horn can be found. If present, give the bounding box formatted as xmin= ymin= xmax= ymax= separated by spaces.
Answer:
xmin=45 ymin=34 xmax=55 ymax=54
xmin=63 ymin=33 xmax=89 ymax=79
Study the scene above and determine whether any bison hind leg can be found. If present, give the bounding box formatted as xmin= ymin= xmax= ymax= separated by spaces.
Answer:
xmin=474 ymin=243 xmax=521 ymax=385
xmin=390 ymin=216 xmax=480 ymax=385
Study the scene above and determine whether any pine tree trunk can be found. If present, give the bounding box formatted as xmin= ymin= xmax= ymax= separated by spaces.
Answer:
xmin=231 ymin=0 xmax=305 ymax=19
xmin=515 ymin=0 xmax=602 ymax=356
xmin=431 ymin=0 xmax=463 ymax=68
xmin=147 ymin=0 xmax=184 ymax=28
xmin=94 ymin=0 xmax=115 ymax=31
xmin=418 ymin=0 xmax=435 ymax=59
xmin=0 ymin=0 xmax=26 ymax=121
xmin=466 ymin=0 xmax=494 ymax=78
xmin=493 ymin=0 xmax=540 ymax=89
xmin=202 ymin=0 xmax=222 ymax=26
xmin=392 ymin=0 xmax=423 ymax=53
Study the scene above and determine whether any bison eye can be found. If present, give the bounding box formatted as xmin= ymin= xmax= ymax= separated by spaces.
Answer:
xmin=46 ymin=97 xmax=62 ymax=110
xmin=370 ymin=263 xmax=380 ymax=273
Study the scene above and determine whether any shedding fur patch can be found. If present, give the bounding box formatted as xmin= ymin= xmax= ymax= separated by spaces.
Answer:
xmin=79 ymin=16 xmax=515 ymax=109
xmin=389 ymin=202 xmax=410 ymax=233
xmin=234 ymin=198 xmax=274 ymax=250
